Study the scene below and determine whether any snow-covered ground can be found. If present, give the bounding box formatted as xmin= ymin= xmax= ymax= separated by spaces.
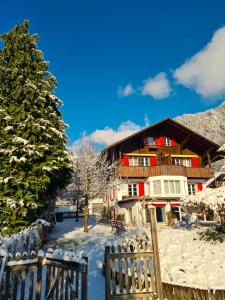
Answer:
xmin=45 ymin=217 xmax=225 ymax=299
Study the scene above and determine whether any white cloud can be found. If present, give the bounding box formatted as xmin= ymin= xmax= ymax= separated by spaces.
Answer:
xmin=141 ymin=72 xmax=172 ymax=99
xmin=144 ymin=113 xmax=150 ymax=126
xmin=72 ymin=121 xmax=142 ymax=151
xmin=90 ymin=121 xmax=141 ymax=146
xmin=174 ymin=26 xmax=225 ymax=100
xmin=117 ymin=84 xmax=135 ymax=97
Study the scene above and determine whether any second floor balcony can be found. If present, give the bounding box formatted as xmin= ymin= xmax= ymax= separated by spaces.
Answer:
xmin=119 ymin=165 xmax=213 ymax=179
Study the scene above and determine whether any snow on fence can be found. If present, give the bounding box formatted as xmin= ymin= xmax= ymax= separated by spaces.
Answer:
xmin=0 ymin=219 xmax=50 ymax=258
xmin=162 ymin=282 xmax=225 ymax=300
xmin=0 ymin=249 xmax=88 ymax=300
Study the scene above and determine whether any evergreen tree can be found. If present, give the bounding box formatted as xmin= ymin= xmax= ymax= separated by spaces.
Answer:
xmin=0 ymin=20 xmax=72 ymax=235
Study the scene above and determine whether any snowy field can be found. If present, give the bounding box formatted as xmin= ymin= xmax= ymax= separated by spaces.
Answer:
xmin=45 ymin=217 xmax=225 ymax=299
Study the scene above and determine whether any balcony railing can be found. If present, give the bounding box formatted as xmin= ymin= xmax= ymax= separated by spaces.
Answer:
xmin=119 ymin=165 xmax=213 ymax=178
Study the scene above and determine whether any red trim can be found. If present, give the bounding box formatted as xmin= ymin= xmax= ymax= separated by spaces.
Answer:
xmin=123 ymin=155 xmax=129 ymax=166
xmin=151 ymin=203 xmax=166 ymax=207
xmin=170 ymin=203 xmax=181 ymax=207
xmin=139 ymin=182 xmax=145 ymax=196
xmin=171 ymin=139 xmax=176 ymax=146
xmin=197 ymin=183 xmax=203 ymax=191
xmin=192 ymin=157 xmax=199 ymax=168
xmin=150 ymin=156 xmax=157 ymax=166
xmin=155 ymin=136 xmax=165 ymax=146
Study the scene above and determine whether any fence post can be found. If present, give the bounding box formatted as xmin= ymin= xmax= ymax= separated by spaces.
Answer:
xmin=150 ymin=207 xmax=163 ymax=300
xmin=105 ymin=246 xmax=111 ymax=300
xmin=36 ymin=252 xmax=43 ymax=300
xmin=81 ymin=256 xmax=88 ymax=300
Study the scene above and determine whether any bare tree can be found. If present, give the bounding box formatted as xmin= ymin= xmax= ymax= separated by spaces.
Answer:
xmin=71 ymin=138 xmax=120 ymax=232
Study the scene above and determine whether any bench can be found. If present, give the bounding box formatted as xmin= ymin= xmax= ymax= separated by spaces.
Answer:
xmin=110 ymin=220 xmax=126 ymax=236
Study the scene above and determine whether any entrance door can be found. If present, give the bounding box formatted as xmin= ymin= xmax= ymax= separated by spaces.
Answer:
xmin=156 ymin=206 xmax=166 ymax=223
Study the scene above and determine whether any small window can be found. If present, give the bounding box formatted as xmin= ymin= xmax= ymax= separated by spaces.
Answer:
xmin=147 ymin=137 xmax=155 ymax=145
xmin=153 ymin=180 xmax=161 ymax=195
xmin=128 ymin=184 xmax=137 ymax=196
xmin=129 ymin=156 xmax=139 ymax=166
xmin=182 ymin=158 xmax=192 ymax=167
xmin=140 ymin=157 xmax=149 ymax=167
xmin=164 ymin=137 xmax=171 ymax=146
xmin=174 ymin=158 xmax=181 ymax=166
xmin=188 ymin=183 xmax=196 ymax=195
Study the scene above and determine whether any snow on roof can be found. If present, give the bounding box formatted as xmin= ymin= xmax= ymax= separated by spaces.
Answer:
xmin=206 ymin=171 xmax=225 ymax=186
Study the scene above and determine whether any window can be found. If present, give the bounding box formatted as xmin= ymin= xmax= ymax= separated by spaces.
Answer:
xmin=140 ymin=157 xmax=149 ymax=166
xmin=129 ymin=156 xmax=139 ymax=166
xmin=164 ymin=137 xmax=171 ymax=146
xmin=128 ymin=184 xmax=137 ymax=196
xmin=182 ymin=158 xmax=192 ymax=167
xmin=164 ymin=180 xmax=181 ymax=194
xmin=147 ymin=137 xmax=155 ymax=145
xmin=188 ymin=183 xmax=196 ymax=195
xmin=153 ymin=180 xmax=161 ymax=195
xmin=174 ymin=158 xmax=182 ymax=166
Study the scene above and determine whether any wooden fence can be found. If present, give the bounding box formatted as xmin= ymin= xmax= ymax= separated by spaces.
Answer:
xmin=162 ymin=282 xmax=225 ymax=300
xmin=105 ymin=207 xmax=163 ymax=300
xmin=0 ymin=249 xmax=88 ymax=300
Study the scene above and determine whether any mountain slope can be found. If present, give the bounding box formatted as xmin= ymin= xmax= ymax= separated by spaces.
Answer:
xmin=175 ymin=101 xmax=225 ymax=170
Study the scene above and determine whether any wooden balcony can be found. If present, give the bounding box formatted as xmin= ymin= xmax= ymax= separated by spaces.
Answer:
xmin=119 ymin=165 xmax=213 ymax=178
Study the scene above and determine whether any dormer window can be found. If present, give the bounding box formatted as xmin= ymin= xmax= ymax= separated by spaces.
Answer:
xmin=164 ymin=137 xmax=171 ymax=146
xmin=147 ymin=137 xmax=155 ymax=145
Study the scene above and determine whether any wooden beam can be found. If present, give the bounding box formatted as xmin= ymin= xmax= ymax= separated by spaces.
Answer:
xmin=180 ymin=135 xmax=190 ymax=154
xmin=207 ymin=151 xmax=211 ymax=168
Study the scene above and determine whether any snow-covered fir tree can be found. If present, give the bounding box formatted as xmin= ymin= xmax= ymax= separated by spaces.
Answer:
xmin=0 ymin=20 xmax=72 ymax=235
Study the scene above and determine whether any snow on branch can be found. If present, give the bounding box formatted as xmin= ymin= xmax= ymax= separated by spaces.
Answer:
xmin=182 ymin=186 xmax=225 ymax=212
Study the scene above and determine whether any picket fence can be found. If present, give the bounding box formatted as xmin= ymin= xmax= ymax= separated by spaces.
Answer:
xmin=0 ymin=249 xmax=88 ymax=300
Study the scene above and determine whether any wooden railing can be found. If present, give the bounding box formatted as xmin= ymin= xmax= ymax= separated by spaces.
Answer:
xmin=119 ymin=165 xmax=213 ymax=178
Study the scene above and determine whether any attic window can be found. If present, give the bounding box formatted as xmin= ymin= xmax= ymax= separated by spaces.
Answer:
xmin=147 ymin=137 xmax=155 ymax=145
xmin=164 ymin=137 xmax=171 ymax=146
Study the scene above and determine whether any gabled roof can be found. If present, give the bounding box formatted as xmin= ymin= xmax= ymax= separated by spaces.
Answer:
xmin=102 ymin=118 xmax=224 ymax=163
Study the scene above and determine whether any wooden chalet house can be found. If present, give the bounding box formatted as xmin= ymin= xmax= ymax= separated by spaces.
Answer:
xmin=102 ymin=118 xmax=223 ymax=225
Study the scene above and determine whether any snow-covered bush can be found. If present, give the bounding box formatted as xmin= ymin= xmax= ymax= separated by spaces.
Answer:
xmin=0 ymin=219 xmax=50 ymax=257
xmin=183 ymin=186 xmax=225 ymax=223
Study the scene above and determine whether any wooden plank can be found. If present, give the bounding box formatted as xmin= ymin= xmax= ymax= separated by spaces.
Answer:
xmin=20 ymin=270 xmax=26 ymax=300
xmin=69 ymin=270 xmax=74 ymax=300
xmin=111 ymin=245 xmax=116 ymax=295
xmin=75 ymin=271 xmax=79 ymax=300
xmin=143 ymin=256 xmax=149 ymax=292
xmin=105 ymin=246 xmax=111 ymax=300
xmin=124 ymin=255 xmax=129 ymax=294
xmin=29 ymin=270 xmax=34 ymax=300
xmin=45 ymin=265 xmax=52 ymax=297
xmin=150 ymin=207 xmax=163 ymax=300
xmin=131 ymin=257 xmax=136 ymax=293
xmin=137 ymin=246 xmax=142 ymax=291
xmin=149 ymin=256 xmax=155 ymax=292
xmin=81 ymin=257 xmax=88 ymax=300
xmin=13 ymin=271 xmax=19 ymax=300
xmin=60 ymin=269 xmax=64 ymax=300
xmin=45 ymin=269 xmax=63 ymax=300
xmin=4 ymin=268 xmax=11 ymax=300
xmin=55 ymin=267 xmax=59 ymax=300
xmin=65 ymin=270 xmax=69 ymax=300
xmin=110 ymin=290 xmax=153 ymax=299
xmin=36 ymin=254 xmax=43 ymax=300
xmin=117 ymin=245 xmax=123 ymax=294
xmin=109 ymin=252 xmax=154 ymax=259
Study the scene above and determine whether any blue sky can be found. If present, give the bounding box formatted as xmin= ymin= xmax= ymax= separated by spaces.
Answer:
xmin=1 ymin=0 xmax=225 ymax=147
